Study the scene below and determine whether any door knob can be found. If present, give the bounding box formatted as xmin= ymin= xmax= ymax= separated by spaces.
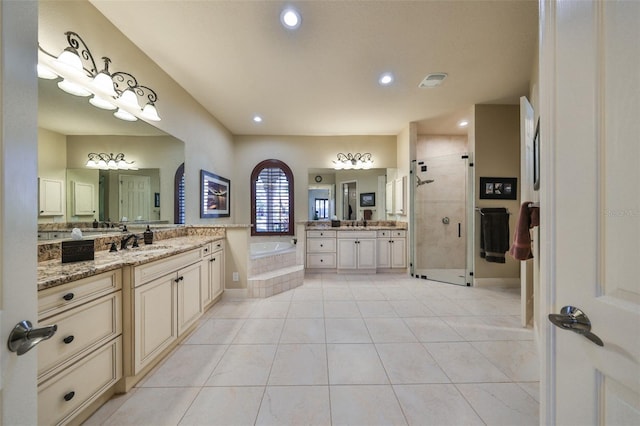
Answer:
xmin=8 ymin=320 xmax=58 ymax=355
xmin=548 ymin=306 xmax=603 ymax=347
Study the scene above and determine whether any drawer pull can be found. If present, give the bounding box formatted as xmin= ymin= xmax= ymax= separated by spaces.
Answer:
xmin=216 ymin=243 xmax=221 ymax=248
xmin=63 ymin=391 xmax=75 ymax=402
xmin=320 ymin=259 xmax=324 ymax=262
xmin=62 ymin=293 xmax=74 ymax=301
xmin=204 ymin=248 xmax=209 ymax=253
xmin=63 ymin=335 xmax=75 ymax=344
xmin=320 ymin=244 xmax=323 ymax=247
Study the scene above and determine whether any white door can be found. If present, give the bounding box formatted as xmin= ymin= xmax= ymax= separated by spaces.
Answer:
xmin=2 ymin=1 xmax=39 ymax=423
xmin=540 ymin=0 xmax=640 ymax=423
xmin=120 ymin=175 xmax=151 ymax=221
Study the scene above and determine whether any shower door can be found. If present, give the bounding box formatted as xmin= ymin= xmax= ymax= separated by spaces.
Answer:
xmin=411 ymin=154 xmax=470 ymax=285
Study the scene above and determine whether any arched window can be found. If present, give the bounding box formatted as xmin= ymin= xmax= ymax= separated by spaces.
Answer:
xmin=174 ymin=163 xmax=185 ymax=224
xmin=251 ymin=159 xmax=294 ymax=236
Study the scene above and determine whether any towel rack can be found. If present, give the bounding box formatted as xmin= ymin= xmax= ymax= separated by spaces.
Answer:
xmin=475 ymin=207 xmax=511 ymax=216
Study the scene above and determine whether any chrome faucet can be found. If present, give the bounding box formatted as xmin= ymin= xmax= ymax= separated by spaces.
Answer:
xmin=121 ymin=234 xmax=139 ymax=250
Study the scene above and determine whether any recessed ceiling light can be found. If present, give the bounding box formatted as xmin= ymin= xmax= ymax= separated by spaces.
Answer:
xmin=379 ymin=72 xmax=394 ymax=86
xmin=253 ymin=115 xmax=263 ymax=123
xmin=458 ymin=120 xmax=469 ymax=128
xmin=280 ymin=7 xmax=301 ymax=29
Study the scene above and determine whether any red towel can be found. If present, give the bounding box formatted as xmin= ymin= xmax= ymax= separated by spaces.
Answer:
xmin=509 ymin=202 xmax=540 ymax=260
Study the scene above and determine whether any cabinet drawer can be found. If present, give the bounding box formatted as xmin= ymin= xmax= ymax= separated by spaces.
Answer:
xmin=307 ymin=253 xmax=336 ymax=268
xmin=38 ymin=292 xmax=122 ymax=380
xmin=201 ymin=240 xmax=224 ymax=256
xmin=306 ymin=238 xmax=336 ymax=253
xmin=377 ymin=230 xmax=406 ymax=238
xmin=307 ymin=230 xmax=336 ymax=238
xmin=134 ymin=248 xmax=202 ymax=286
xmin=39 ymin=270 xmax=121 ymax=319
xmin=337 ymin=231 xmax=376 ymax=239
xmin=38 ymin=337 xmax=122 ymax=426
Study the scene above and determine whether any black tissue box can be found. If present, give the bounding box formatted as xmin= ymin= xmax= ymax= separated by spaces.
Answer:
xmin=331 ymin=220 xmax=341 ymax=227
xmin=62 ymin=240 xmax=95 ymax=263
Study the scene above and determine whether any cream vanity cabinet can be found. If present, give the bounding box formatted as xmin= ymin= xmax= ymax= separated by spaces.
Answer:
xmin=125 ymin=248 xmax=204 ymax=378
xmin=306 ymin=230 xmax=337 ymax=269
xmin=376 ymin=230 xmax=407 ymax=269
xmin=201 ymin=240 xmax=225 ymax=309
xmin=336 ymin=230 xmax=377 ymax=271
xmin=38 ymin=177 xmax=64 ymax=216
xmin=37 ymin=270 xmax=122 ymax=426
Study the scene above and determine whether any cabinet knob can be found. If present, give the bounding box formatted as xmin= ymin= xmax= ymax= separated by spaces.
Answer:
xmin=210 ymin=258 xmax=216 ymax=262
xmin=62 ymin=293 xmax=74 ymax=301
xmin=320 ymin=244 xmax=323 ymax=247
xmin=63 ymin=335 xmax=74 ymax=344
xmin=320 ymin=259 xmax=324 ymax=262
xmin=63 ymin=391 xmax=75 ymax=402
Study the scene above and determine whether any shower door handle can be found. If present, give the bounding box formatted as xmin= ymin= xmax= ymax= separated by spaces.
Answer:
xmin=458 ymin=223 xmax=461 ymax=238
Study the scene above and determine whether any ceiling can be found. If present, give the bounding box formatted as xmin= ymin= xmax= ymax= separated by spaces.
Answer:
xmin=89 ymin=0 xmax=538 ymax=136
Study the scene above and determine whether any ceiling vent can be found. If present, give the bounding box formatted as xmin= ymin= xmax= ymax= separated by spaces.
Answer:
xmin=418 ymin=73 xmax=448 ymax=88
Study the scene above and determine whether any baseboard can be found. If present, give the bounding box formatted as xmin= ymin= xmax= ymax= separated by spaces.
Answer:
xmin=222 ymin=288 xmax=247 ymax=299
xmin=473 ymin=277 xmax=520 ymax=288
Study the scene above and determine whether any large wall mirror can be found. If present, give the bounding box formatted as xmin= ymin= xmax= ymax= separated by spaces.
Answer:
xmin=38 ymin=76 xmax=185 ymax=225
xmin=307 ymin=168 xmax=388 ymax=221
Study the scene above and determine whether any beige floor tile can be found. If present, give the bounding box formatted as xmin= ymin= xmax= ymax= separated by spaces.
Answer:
xmin=268 ymin=344 xmax=328 ymax=385
xmin=330 ymin=385 xmax=407 ymax=425
xmin=291 ymin=287 xmax=323 ymax=300
xmin=140 ymin=345 xmax=227 ymax=387
xmin=323 ymin=301 xmax=361 ymax=318
xmin=287 ymin=300 xmax=324 ymax=318
xmin=279 ymin=318 xmax=325 ymax=343
xmin=441 ymin=315 xmax=534 ymax=341
xmin=325 ymin=318 xmax=372 ymax=343
xmin=327 ymin=344 xmax=389 ymax=385
xmin=323 ymin=287 xmax=354 ymax=301
xmin=184 ymin=318 xmax=245 ymax=344
xmin=376 ymin=343 xmax=449 ymax=384
xmin=179 ymin=387 xmax=263 ymax=425
xmin=394 ymin=384 xmax=484 ymax=426
xmin=472 ymin=340 xmax=539 ymax=381
xmin=256 ymin=386 xmax=331 ymax=425
xmin=389 ymin=300 xmax=436 ymax=317
xmin=102 ymin=387 xmax=200 ymax=426
xmin=232 ymin=318 xmax=285 ymax=344
xmin=249 ymin=300 xmax=291 ymax=318
xmin=424 ymin=342 xmax=511 ymax=383
xmin=351 ymin=287 xmax=387 ymax=301
xmin=403 ymin=317 xmax=463 ymax=342
xmin=457 ymin=382 xmax=540 ymax=425
xmin=365 ymin=318 xmax=418 ymax=343
xmin=206 ymin=344 xmax=276 ymax=386
xmin=357 ymin=300 xmax=398 ymax=317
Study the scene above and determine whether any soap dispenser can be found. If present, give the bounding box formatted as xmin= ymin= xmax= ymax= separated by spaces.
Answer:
xmin=143 ymin=225 xmax=154 ymax=244
xmin=92 ymin=219 xmax=98 ymax=228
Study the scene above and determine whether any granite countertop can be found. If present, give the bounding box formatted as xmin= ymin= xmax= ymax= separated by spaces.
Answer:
xmin=38 ymin=235 xmax=223 ymax=291
xmin=306 ymin=225 xmax=408 ymax=231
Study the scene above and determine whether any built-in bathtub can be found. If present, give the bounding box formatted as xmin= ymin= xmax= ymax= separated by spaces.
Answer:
xmin=247 ymin=240 xmax=303 ymax=298
xmin=250 ymin=241 xmax=296 ymax=259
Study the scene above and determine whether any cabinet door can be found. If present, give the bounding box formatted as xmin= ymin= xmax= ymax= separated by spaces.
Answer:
xmin=390 ymin=238 xmax=407 ymax=268
xmin=357 ymin=239 xmax=377 ymax=269
xmin=72 ymin=181 xmax=95 ymax=216
xmin=210 ymin=250 xmax=224 ymax=299
xmin=39 ymin=178 xmax=64 ymax=216
xmin=376 ymin=239 xmax=391 ymax=269
xmin=177 ymin=261 xmax=203 ymax=336
xmin=134 ymin=275 xmax=176 ymax=373
xmin=337 ymin=239 xmax=357 ymax=269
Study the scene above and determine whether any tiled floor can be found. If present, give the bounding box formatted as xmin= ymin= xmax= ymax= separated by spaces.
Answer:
xmin=85 ymin=273 xmax=539 ymax=426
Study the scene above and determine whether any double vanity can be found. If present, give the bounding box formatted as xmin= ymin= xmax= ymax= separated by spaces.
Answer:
xmin=36 ymin=227 xmax=225 ymax=425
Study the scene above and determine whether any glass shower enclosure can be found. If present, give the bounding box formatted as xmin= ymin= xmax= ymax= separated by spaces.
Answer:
xmin=410 ymin=153 xmax=473 ymax=286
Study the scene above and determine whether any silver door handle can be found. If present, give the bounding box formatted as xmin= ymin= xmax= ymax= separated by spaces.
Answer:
xmin=7 ymin=320 xmax=57 ymax=356
xmin=548 ymin=306 xmax=603 ymax=347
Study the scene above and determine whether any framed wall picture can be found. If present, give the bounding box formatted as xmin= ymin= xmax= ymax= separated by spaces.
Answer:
xmin=201 ymin=170 xmax=230 ymax=218
xmin=479 ymin=177 xmax=518 ymax=200
xmin=360 ymin=192 xmax=376 ymax=207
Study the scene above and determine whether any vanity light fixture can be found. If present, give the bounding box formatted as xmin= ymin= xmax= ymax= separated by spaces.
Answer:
xmin=86 ymin=153 xmax=138 ymax=170
xmin=333 ymin=153 xmax=374 ymax=170
xmin=38 ymin=31 xmax=161 ymax=122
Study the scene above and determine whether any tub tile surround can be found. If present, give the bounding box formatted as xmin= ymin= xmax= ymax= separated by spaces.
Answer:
xmin=85 ymin=273 xmax=539 ymax=426
xmin=247 ymin=248 xmax=305 ymax=298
